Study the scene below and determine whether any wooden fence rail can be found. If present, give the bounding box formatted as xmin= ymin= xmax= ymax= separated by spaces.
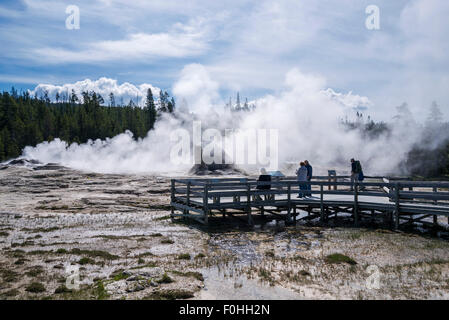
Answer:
xmin=170 ymin=176 xmax=449 ymax=229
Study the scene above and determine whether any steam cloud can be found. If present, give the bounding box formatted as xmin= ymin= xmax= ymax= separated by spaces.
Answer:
xmin=21 ymin=64 xmax=433 ymax=176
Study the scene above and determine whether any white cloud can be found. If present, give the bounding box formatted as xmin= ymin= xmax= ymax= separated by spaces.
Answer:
xmin=32 ymin=18 xmax=210 ymax=63
xmin=29 ymin=77 xmax=161 ymax=106
xmin=2 ymin=0 xmax=449 ymax=121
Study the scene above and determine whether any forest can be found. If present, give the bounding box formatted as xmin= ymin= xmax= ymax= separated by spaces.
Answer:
xmin=0 ymin=88 xmax=174 ymax=161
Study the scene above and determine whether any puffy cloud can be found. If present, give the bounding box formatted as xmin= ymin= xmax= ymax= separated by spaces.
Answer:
xmin=32 ymin=18 xmax=210 ymax=64
xmin=29 ymin=77 xmax=161 ymax=106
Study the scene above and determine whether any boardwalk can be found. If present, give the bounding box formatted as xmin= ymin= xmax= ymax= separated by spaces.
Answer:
xmin=170 ymin=176 xmax=449 ymax=230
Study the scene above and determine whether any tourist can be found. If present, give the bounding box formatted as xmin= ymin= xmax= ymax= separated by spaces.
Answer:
xmin=296 ymin=162 xmax=308 ymax=198
xmin=350 ymin=158 xmax=365 ymax=191
xmin=304 ymin=160 xmax=313 ymax=197
xmin=256 ymin=168 xmax=271 ymax=190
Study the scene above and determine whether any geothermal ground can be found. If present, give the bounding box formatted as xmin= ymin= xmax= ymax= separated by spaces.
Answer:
xmin=1 ymin=164 xmax=449 ymax=300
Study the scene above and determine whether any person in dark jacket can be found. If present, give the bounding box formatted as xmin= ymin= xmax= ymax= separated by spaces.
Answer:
xmin=256 ymin=168 xmax=271 ymax=190
xmin=304 ymin=160 xmax=313 ymax=197
xmin=350 ymin=158 xmax=365 ymax=191
xmin=256 ymin=168 xmax=271 ymax=201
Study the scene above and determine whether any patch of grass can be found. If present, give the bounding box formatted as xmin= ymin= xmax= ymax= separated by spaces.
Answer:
xmin=195 ymin=253 xmax=206 ymax=259
xmin=0 ymin=231 xmax=9 ymax=237
xmin=54 ymin=285 xmax=72 ymax=294
xmin=94 ymin=235 xmax=143 ymax=240
xmin=78 ymin=257 xmax=96 ymax=265
xmin=265 ymin=250 xmax=275 ymax=258
xmin=26 ymin=282 xmax=46 ymax=293
xmin=138 ymin=258 xmax=145 ymax=264
xmin=94 ymin=281 xmax=109 ymax=300
xmin=11 ymin=240 xmax=35 ymax=247
xmin=0 ymin=268 xmax=19 ymax=282
xmin=154 ymin=215 xmax=171 ymax=221
xmin=144 ymin=289 xmax=194 ymax=300
xmin=51 ymin=205 xmax=69 ymax=210
xmin=26 ymin=266 xmax=44 ymax=277
xmin=14 ymin=258 xmax=28 ymax=265
xmin=22 ymin=227 xmax=59 ymax=233
xmin=161 ymin=238 xmax=174 ymax=244
xmin=258 ymin=268 xmax=275 ymax=283
xmin=177 ymin=253 xmax=191 ymax=260
xmin=55 ymin=248 xmax=68 ymax=254
xmin=10 ymin=249 xmax=25 ymax=257
xmin=299 ymin=270 xmax=311 ymax=276
xmin=2 ymin=289 xmax=19 ymax=297
xmin=135 ymin=252 xmax=154 ymax=258
xmin=293 ymin=255 xmax=306 ymax=262
xmin=28 ymin=250 xmax=52 ymax=255
xmin=112 ymin=272 xmax=130 ymax=281
xmin=348 ymin=232 xmax=362 ymax=240
xmin=325 ymin=253 xmax=357 ymax=265
xmin=70 ymin=248 xmax=119 ymax=260
xmin=157 ymin=272 xmax=174 ymax=284
xmin=150 ymin=233 xmax=163 ymax=237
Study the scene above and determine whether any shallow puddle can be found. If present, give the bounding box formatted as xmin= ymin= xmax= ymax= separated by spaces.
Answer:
xmin=195 ymin=267 xmax=300 ymax=300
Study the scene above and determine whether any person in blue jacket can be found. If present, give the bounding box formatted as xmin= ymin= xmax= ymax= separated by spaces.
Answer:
xmin=296 ymin=162 xmax=308 ymax=198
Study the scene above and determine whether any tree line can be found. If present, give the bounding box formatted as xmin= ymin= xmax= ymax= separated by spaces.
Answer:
xmin=0 ymin=88 xmax=174 ymax=161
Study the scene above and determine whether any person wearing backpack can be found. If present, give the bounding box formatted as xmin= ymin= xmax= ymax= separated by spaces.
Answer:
xmin=350 ymin=158 xmax=365 ymax=191
xmin=304 ymin=160 xmax=313 ymax=197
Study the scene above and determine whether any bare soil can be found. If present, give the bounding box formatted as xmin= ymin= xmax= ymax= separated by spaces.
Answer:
xmin=1 ymin=165 xmax=448 ymax=300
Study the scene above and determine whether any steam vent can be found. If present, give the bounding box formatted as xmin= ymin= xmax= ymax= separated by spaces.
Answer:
xmin=189 ymin=148 xmax=245 ymax=175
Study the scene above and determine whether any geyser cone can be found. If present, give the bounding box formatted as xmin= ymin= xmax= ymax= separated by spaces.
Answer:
xmin=189 ymin=148 xmax=246 ymax=175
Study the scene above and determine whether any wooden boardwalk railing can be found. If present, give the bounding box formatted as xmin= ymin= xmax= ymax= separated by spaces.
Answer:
xmin=170 ymin=176 xmax=449 ymax=230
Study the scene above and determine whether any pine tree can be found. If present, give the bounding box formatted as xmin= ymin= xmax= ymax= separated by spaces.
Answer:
xmin=109 ymin=92 xmax=115 ymax=107
xmin=427 ymin=101 xmax=443 ymax=124
xmin=145 ymin=88 xmax=156 ymax=129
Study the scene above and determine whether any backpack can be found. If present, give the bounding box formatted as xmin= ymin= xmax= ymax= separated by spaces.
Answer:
xmin=355 ymin=161 xmax=362 ymax=173
xmin=358 ymin=171 xmax=364 ymax=181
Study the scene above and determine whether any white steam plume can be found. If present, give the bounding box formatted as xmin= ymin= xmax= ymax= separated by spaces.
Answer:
xmin=21 ymin=64 xmax=429 ymax=176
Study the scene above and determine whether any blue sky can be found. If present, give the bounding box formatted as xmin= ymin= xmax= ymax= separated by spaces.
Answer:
xmin=0 ymin=0 xmax=448 ymax=120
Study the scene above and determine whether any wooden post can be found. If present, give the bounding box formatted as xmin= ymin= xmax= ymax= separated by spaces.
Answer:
xmin=320 ymin=184 xmax=324 ymax=222
xmin=203 ymin=182 xmax=209 ymax=225
xmin=287 ymin=183 xmax=292 ymax=224
xmin=433 ymin=187 xmax=438 ymax=227
xmin=246 ymin=183 xmax=253 ymax=226
xmin=293 ymin=206 xmax=297 ymax=223
xmin=433 ymin=187 xmax=438 ymax=205
xmin=394 ymin=182 xmax=400 ymax=230
xmin=170 ymin=180 xmax=175 ymax=220
xmin=186 ymin=181 xmax=191 ymax=219
xmin=328 ymin=170 xmax=337 ymax=191
xmin=354 ymin=182 xmax=359 ymax=226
